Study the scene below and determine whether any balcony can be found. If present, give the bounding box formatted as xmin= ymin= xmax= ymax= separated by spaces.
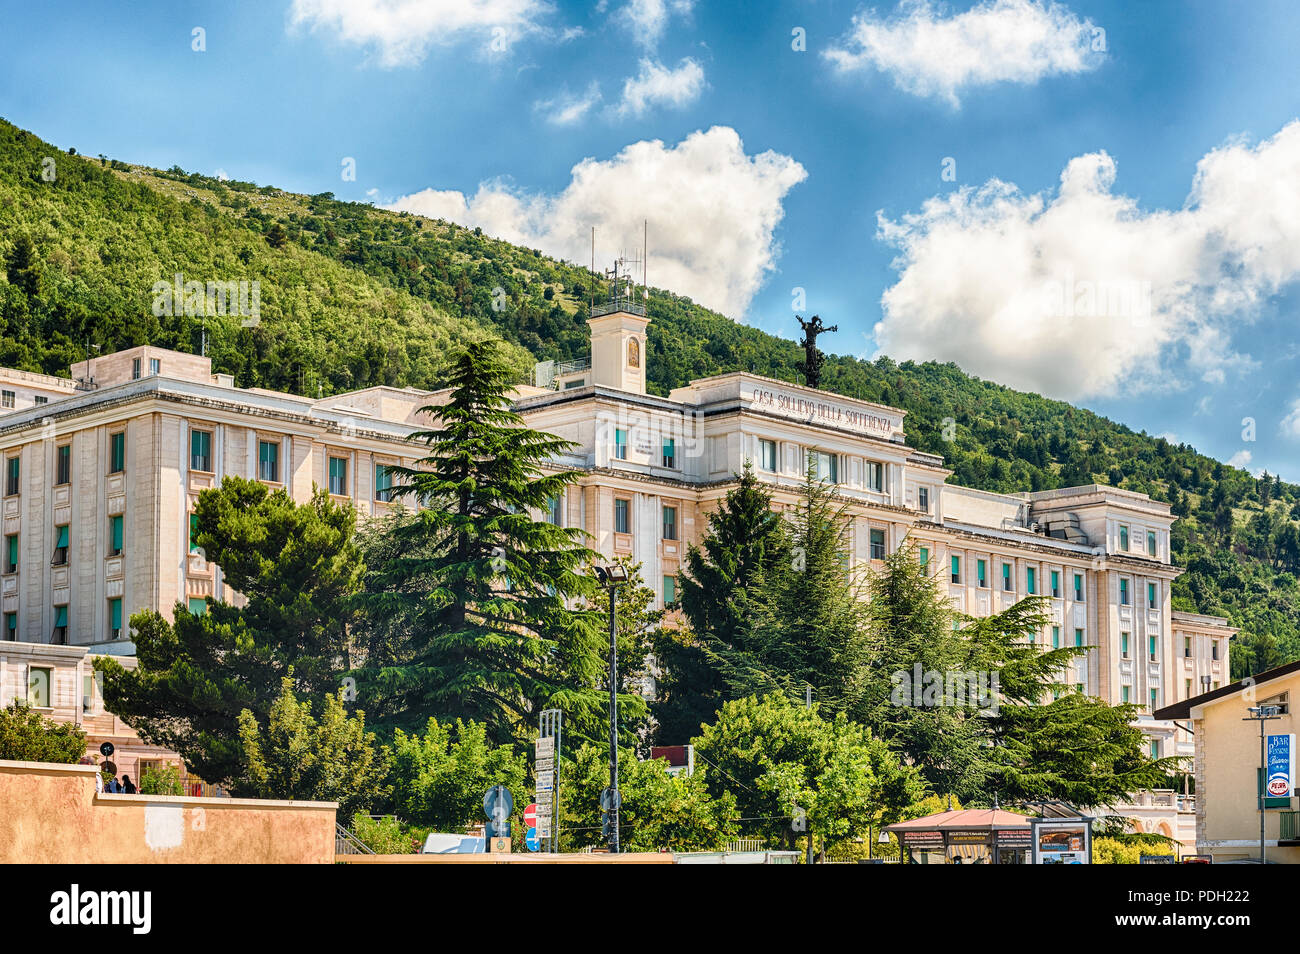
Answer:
xmin=1281 ymin=811 xmax=1300 ymax=843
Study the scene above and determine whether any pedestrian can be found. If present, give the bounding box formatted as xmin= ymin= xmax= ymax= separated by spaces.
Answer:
xmin=81 ymin=757 xmax=103 ymax=794
xmin=122 ymin=774 xmax=136 ymax=794
xmin=107 ymin=775 xmax=121 ymax=793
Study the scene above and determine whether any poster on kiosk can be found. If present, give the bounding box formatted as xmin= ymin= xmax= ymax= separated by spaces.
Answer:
xmin=1267 ymin=734 xmax=1296 ymax=798
xmin=1030 ymin=817 xmax=1092 ymax=864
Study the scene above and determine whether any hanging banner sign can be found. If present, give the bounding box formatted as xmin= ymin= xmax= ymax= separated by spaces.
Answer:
xmin=1267 ymin=734 xmax=1295 ymax=797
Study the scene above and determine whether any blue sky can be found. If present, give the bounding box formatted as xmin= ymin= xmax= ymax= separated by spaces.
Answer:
xmin=2 ymin=0 xmax=1300 ymax=478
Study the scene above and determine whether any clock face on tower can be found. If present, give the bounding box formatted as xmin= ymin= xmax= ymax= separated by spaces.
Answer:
xmin=627 ymin=337 xmax=640 ymax=369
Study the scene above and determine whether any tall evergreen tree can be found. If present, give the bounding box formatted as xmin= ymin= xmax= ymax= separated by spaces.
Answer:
xmin=356 ymin=339 xmax=616 ymax=742
xmin=654 ymin=464 xmax=790 ymax=741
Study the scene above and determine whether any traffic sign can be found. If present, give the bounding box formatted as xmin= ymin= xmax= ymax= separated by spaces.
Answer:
xmin=526 ymin=828 xmax=540 ymax=851
xmin=536 ymin=737 xmax=554 ymax=758
xmin=536 ymin=771 xmax=554 ymax=792
xmin=99 ymin=742 xmax=114 ymax=758
xmin=524 ymin=803 xmax=538 ymax=827
xmin=600 ymin=787 xmax=621 ymax=811
xmin=483 ymin=785 xmax=514 ymax=839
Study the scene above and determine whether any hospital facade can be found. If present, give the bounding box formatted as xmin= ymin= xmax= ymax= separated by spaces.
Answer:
xmin=0 ymin=306 xmax=1236 ymax=840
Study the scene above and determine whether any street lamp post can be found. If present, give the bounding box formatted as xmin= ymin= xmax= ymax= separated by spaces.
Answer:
xmin=1244 ymin=704 xmax=1282 ymax=865
xmin=594 ymin=564 xmax=628 ymax=853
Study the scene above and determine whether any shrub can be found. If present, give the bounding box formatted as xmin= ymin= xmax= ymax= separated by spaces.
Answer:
xmin=139 ymin=764 xmax=185 ymax=796
xmin=0 ymin=703 xmax=86 ymax=763
xmin=350 ymin=814 xmax=430 ymax=854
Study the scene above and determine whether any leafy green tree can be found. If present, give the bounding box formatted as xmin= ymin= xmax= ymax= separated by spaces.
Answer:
xmin=97 ymin=479 xmax=364 ymax=785
xmin=357 ymin=339 xmax=617 ymax=743
xmin=237 ymin=678 xmax=391 ymax=818
xmin=693 ymin=694 xmax=925 ymax=854
xmin=388 ymin=717 xmax=527 ymax=831
xmin=0 ymin=703 xmax=86 ymax=763
xmin=561 ymin=742 xmax=738 ymax=852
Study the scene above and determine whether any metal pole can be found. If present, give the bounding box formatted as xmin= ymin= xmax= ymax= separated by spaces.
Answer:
xmin=608 ymin=584 xmax=619 ymax=853
xmin=1261 ymin=716 xmax=1267 ymax=865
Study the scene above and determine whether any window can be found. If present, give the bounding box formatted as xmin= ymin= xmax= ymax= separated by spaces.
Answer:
xmin=662 ymin=505 xmax=678 ymax=541
xmin=28 ymin=666 xmax=51 ymax=706
xmin=1149 ymin=688 xmax=1158 ymax=711
xmin=51 ymin=525 xmax=68 ymax=565
xmin=1149 ymin=635 xmax=1158 ymax=661
xmin=1147 ymin=530 xmax=1157 ymax=557
xmin=131 ymin=357 xmax=141 ymax=380
xmin=870 ymin=528 xmax=886 ymax=561
xmin=1027 ymin=567 xmax=1037 ymax=595
xmin=1185 ymin=679 xmax=1192 ymax=698
xmin=1027 ymin=630 xmax=1035 ymax=645
xmin=614 ymin=498 xmax=630 ymax=534
xmin=374 ymin=464 xmax=395 ymax=502
xmin=614 ymin=428 xmax=628 ymax=461
xmin=1076 ymin=684 xmax=1084 ymax=695
xmin=663 ymin=575 xmax=677 ymax=607
xmin=1002 ymin=562 xmax=1013 ymax=592
xmin=662 ymin=438 xmax=676 ymax=469
xmin=3 ymin=612 xmax=14 ymax=640
xmin=866 ymin=461 xmax=883 ymax=492
xmin=976 ymin=559 xmax=987 ymax=587
xmin=950 ymin=555 xmax=961 ymax=584
xmin=1150 ymin=739 xmax=1159 ymax=758
xmin=1052 ymin=626 xmax=1061 ymax=649
xmin=33 ymin=395 xmax=46 ymax=405
xmin=190 ymin=430 xmax=212 ymax=472
xmin=1122 ymin=686 xmax=1131 ymax=704
xmin=1074 ymin=628 xmax=1085 ymax=648
xmin=55 ymin=444 xmax=70 ymax=486
xmin=1147 ymin=582 xmax=1157 ymax=607
xmin=188 ymin=597 xmax=207 ymax=617
xmin=1074 ymin=573 xmax=1084 ymax=601
xmin=918 ymin=546 xmax=929 ymax=568
xmin=5 ymin=456 xmax=18 ymax=496
xmin=109 ymin=598 xmax=122 ymax=639
xmin=150 ymin=358 xmax=161 ymax=375
xmin=51 ymin=605 xmax=67 ymax=645
xmin=918 ymin=487 xmax=929 ymax=512
xmin=257 ymin=440 xmax=279 ymax=482
xmin=1212 ymin=640 xmax=1220 ymax=661
xmin=1119 ymin=578 xmax=1130 ymax=605
xmin=109 ymin=432 xmax=125 ymax=474
xmin=759 ymin=439 xmax=777 ymax=472
xmin=1122 ymin=632 xmax=1130 ymax=658
xmin=1 ymin=390 xmax=13 ymax=409
xmin=328 ymin=456 xmax=348 ymax=496
xmin=1119 ymin=525 xmax=1129 ymax=550
xmin=109 ymin=515 xmax=123 ymax=557
xmin=4 ymin=533 xmax=16 ymax=574
xmin=545 ymin=494 xmax=562 ymax=526
xmin=1051 ymin=569 xmax=1060 ymax=598
xmin=813 ymin=451 xmax=838 ymax=484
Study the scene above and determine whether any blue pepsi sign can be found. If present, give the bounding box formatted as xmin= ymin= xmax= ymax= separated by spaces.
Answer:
xmin=1266 ymin=734 xmax=1295 ymax=798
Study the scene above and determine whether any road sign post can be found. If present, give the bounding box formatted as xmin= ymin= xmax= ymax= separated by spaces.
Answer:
xmin=538 ymin=709 xmax=562 ymax=852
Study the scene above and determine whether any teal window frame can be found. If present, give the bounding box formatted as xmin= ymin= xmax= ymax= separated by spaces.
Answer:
xmin=109 ymin=515 xmax=123 ymax=556
xmin=328 ymin=456 xmax=348 ymax=495
xmin=257 ymin=440 xmax=279 ymax=482
xmin=191 ymin=429 xmax=212 ymax=472
xmin=109 ymin=432 xmax=125 ymax=474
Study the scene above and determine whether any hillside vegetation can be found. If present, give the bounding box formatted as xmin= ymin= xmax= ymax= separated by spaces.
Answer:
xmin=2 ymin=117 xmax=1298 ymax=677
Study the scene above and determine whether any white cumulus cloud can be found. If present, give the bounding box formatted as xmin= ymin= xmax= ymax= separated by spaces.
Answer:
xmin=387 ymin=126 xmax=806 ymax=317
xmin=288 ymin=0 xmax=551 ymax=66
xmin=873 ymin=121 xmax=1300 ymax=401
xmin=824 ymin=0 xmax=1103 ymax=106
xmin=617 ymin=0 xmax=693 ymax=48
xmin=535 ymin=82 xmax=603 ymax=125
xmin=615 ymin=57 xmax=705 ymax=117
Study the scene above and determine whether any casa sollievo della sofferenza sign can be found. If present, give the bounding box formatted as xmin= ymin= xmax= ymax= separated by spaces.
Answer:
xmin=748 ymin=385 xmax=898 ymax=440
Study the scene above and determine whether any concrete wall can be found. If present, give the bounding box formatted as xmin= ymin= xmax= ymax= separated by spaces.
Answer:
xmin=0 ymin=760 xmax=336 ymax=863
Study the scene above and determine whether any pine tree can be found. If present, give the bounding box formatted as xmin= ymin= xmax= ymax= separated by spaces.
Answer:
xmin=654 ymin=464 xmax=790 ymax=741
xmin=97 ymin=478 xmax=363 ymax=785
xmin=357 ymin=339 xmax=614 ymax=742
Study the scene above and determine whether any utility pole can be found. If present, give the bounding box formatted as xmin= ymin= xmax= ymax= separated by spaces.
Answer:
xmin=594 ymin=564 xmax=627 ymax=853
xmin=1244 ymin=704 xmax=1282 ymax=865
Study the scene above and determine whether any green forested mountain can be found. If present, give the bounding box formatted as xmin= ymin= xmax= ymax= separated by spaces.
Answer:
xmin=2 ymin=117 xmax=1298 ymax=676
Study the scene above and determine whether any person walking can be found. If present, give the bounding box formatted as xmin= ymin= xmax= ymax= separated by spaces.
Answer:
xmin=121 ymin=774 xmax=136 ymax=794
